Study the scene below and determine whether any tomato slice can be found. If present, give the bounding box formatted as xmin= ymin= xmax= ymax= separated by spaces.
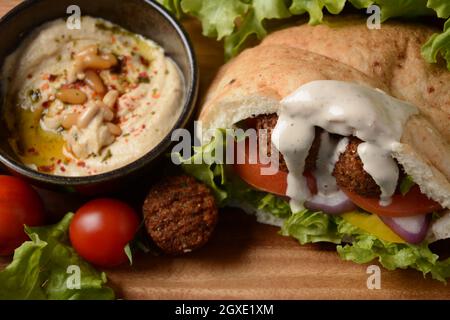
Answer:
xmin=232 ymin=141 xmax=317 ymax=196
xmin=342 ymin=185 xmax=442 ymax=217
xmin=232 ymin=138 xmax=441 ymax=217
xmin=233 ymin=160 xmax=288 ymax=196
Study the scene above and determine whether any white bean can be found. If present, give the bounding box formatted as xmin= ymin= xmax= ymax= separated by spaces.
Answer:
xmin=95 ymin=101 xmax=114 ymax=121
xmin=56 ymin=88 xmax=87 ymax=105
xmin=61 ymin=113 xmax=79 ymax=130
xmin=103 ymin=90 xmax=119 ymax=109
xmin=42 ymin=115 xmax=62 ymax=130
xmin=106 ymin=123 xmax=122 ymax=136
xmin=85 ymin=70 xmax=106 ymax=94
xmin=77 ymin=103 xmax=99 ymax=128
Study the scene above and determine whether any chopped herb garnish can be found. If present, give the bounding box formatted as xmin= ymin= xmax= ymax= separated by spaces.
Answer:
xmin=138 ymin=75 xmax=150 ymax=83
xmin=102 ymin=149 xmax=113 ymax=162
xmin=400 ymin=175 xmax=415 ymax=195
xmin=28 ymin=89 xmax=41 ymax=104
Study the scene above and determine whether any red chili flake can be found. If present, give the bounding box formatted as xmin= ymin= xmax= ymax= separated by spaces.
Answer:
xmin=56 ymin=159 xmax=62 ymax=165
xmin=38 ymin=164 xmax=55 ymax=173
xmin=27 ymin=148 xmax=39 ymax=156
xmin=42 ymin=101 xmax=51 ymax=108
xmin=40 ymin=82 xmax=50 ymax=91
xmin=77 ymin=161 xmax=86 ymax=168
xmin=139 ymin=56 xmax=150 ymax=67
xmin=152 ymin=92 xmax=160 ymax=99
xmin=141 ymin=124 xmax=146 ymax=129
xmin=48 ymin=74 xmax=57 ymax=82
xmin=27 ymin=74 xmax=33 ymax=79
xmin=60 ymin=166 xmax=66 ymax=172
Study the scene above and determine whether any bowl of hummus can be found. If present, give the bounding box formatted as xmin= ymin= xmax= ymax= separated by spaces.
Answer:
xmin=0 ymin=0 xmax=198 ymax=192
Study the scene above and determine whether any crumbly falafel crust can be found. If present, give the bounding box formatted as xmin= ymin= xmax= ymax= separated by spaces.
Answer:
xmin=254 ymin=113 xmax=321 ymax=172
xmin=143 ymin=175 xmax=218 ymax=255
xmin=333 ymin=137 xmax=382 ymax=197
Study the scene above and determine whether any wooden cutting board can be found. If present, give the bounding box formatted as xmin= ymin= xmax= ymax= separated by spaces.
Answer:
xmin=1 ymin=0 xmax=450 ymax=300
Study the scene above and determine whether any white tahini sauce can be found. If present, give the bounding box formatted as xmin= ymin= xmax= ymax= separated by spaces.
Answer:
xmin=271 ymin=80 xmax=418 ymax=212
xmin=307 ymin=132 xmax=349 ymax=208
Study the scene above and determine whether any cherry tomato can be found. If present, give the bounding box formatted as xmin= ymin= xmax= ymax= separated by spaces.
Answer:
xmin=343 ymin=185 xmax=442 ymax=217
xmin=69 ymin=198 xmax=140 ymax=267
xmin=0 ymin=176 xmax=45 ymax=256
xmin=232 ymin=141 xmax=317 ymax=196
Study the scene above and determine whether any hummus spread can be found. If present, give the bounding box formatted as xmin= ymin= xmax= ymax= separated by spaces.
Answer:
xmin=1 ymin=16 xmax=184 ymax=176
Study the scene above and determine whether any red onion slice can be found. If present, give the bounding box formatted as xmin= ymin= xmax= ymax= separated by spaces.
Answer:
xmin=379 ymin=214 xmax=431 ymax=244
xmin=305 ymin=191 xmax=357 ymax=215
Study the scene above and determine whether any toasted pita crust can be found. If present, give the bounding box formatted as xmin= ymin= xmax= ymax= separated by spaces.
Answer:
xmin=198 ymin=17 xmax=450 ymax=209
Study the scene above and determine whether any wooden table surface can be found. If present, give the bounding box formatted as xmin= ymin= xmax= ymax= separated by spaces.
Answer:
xmin=1 ymin=0 xmax=450 ymax=300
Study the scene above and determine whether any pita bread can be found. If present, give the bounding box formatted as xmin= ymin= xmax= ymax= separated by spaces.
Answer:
xmin=198 ymin=17 xmax=450 ymax=209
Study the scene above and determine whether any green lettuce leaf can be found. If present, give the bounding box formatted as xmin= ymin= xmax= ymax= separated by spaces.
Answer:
xmin=159 ymin=0 xmax=450 ymax=68
xmin=374 ymin=0 xmax=434 ymax=20
xmin=282 ymin=210 xmax=450 ymax=282
xmin=181 ymin=0 xmax=249 ymax=40
xmin=156 ymin=0 xmax=184 ymax=19
xmin=422 ymin=18 xmax=450 ymax=69
xmin=399 ymin=175 xmax=415 ymax=195
xmin=175 ymin=129 xmax=228 ymax=202
xmin=257 ymin=194 xmax=292 ymax=219
xmin=225 ymin=0 xmax=291 ymax=58
xmin=281 ymin=210 xmax=342 ymax=244
xmin=290 ymin=0 xmax=346 ymax=24
xmin=348 ymin=0 xmax=374 ymax=10
xmin=427 ymin=0 xmax=450 ymax=18
xmin=0 ymin=213 xmax=115 ymax=300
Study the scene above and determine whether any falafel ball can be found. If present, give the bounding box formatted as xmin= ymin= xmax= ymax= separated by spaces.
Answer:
xmin=254 ymin=113 xmax=321 ymax=172
xmin=333 ymin=137 xmax=382 ymax=197
xmin=143 ymin=175 xmax=218 ymax=255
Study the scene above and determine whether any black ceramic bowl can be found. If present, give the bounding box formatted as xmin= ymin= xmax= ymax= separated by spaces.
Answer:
xmin=0 ymin=0 xmax=198 ymax=194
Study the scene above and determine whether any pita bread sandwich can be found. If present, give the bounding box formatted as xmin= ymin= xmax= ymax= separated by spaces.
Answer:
xmin=178 ymin=18 xmax=450 ymax=281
